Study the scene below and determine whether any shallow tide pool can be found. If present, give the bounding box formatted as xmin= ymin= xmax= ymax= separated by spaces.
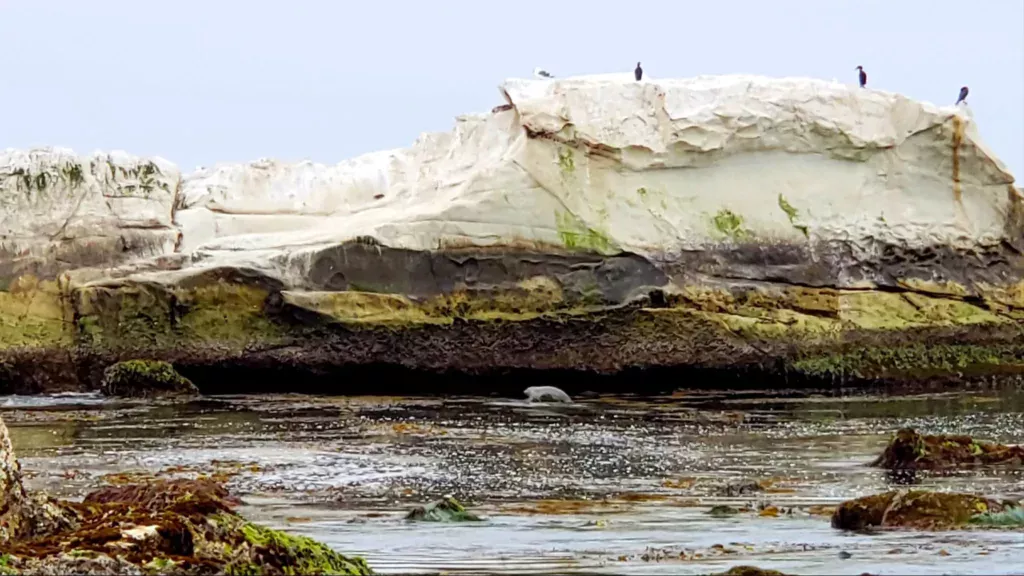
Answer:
xmin=3 ymin=386 xmax=1023 ymax=574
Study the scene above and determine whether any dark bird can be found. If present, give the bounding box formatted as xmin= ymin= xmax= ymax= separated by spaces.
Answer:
xmin=956 ymin=86 xmax=969 ymax=105
xmin=855 ymin=66 xmax=867 ymax=88
xmin=635 ymin=62 xmax=643 ymax=81
xmin=533 ymin=67 xmax=554 ymax=79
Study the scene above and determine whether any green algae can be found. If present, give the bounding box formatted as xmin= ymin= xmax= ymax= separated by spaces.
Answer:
xmin=557 ymin=148 xmax=575 ymax=173
xmin=0 ymin=554 xmax=15 ymax=576
xmin=100 ymin=359 xmax=197 ymax=398
xmin=142 ymin=556 xmax=178 ymax=574
xmin=710 ymin=209 xmax=750 ymax=241
xmin=792 ymin=343 xmax=1024 ymax=379
xmin=555 ymin=211 xmax=616 ymax=254
xmin=969 ymin=507 xmax=1024 ymax=527
xmin=777 ymin=194 xmax=809 ymax=238
xmin=73 ymin=281 xmax=286 ymax=351
xmin=0 ymin=277 xmax=70 ymax=349
xmin=233 ymin=519 xmax=372 ymax=575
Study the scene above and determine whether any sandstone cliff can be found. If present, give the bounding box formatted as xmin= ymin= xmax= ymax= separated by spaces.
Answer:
xmin=1 ymin=74 xmax=1021 ymax=393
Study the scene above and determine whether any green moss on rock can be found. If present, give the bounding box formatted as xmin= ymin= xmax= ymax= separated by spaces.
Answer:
xmin=792 ymin=343 xmax=1024 ymax=380
xmin=100 ymin=359 xmax=198 ymax=398
xmin=554 ymin=211 xmax=616 ymax=254
xmin=711 ymin=209 xmax=750 ymax=241
xmin=231 ymin=520 xmax=371 ymax=575
xmin=73 ymin=280 xmax=286 ymax=352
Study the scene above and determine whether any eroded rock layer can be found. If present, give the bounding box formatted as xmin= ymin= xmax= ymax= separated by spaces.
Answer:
xmin=1 ymin=74 xmax=1022 ymax=393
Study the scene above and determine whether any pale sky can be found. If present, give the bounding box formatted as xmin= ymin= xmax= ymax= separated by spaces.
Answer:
xmin=2 ymin=0 xmax=1022 ymax=178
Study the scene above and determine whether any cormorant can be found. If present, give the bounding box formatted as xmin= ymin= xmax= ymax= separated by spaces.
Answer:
xmin=635 ymin=62 xmax=643 ymax=81
xmin=956 ymin=86 xmax=969 ymax=105
xmin=533 ymin=67 xmax=554 ymax=79
xmin=855 ymin=65 xmax=867 ymax=88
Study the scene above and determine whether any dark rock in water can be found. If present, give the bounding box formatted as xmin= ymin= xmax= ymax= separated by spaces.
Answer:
xmin=870 ymin=428 xmax=1024 ymax=471
xmin=0 ymin=414 xmax=372 ymax=575
xmin=707 ymin=505 xmax=741 ymax=518
xmin=100 ymin=360 xmax=199 ymax=398
xmin=524 ymin=386 xmax=572 ymax=403
xmin=711 ymin=567 xmax=792 ymax=576
xmin=717 ymin=480 xmax=764 ymax=497
xmin=405 ymin=496 xmax=482 ymax=522
xmin=831 ymin=490 xmax=1022 ymax=531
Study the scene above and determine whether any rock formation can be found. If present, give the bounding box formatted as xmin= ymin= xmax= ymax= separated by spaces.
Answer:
xmin=1 ymin=74 xmax=1022 ymax=393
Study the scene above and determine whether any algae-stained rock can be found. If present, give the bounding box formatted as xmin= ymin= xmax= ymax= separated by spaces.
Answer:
xmin=0 ymin=415 xmax=372 ymax=575
xmin=871 ymin=428 xmax=1024 ymax=470
xmin=406 ymin=497 xmax=482 ymax=522
xmin=2 ymin=75 xmax=1023 ymax=391
xmin=100 ymin=360 xmax=199 ymax=398
xmin=831 ymin=490 xmax=1021 ymax=531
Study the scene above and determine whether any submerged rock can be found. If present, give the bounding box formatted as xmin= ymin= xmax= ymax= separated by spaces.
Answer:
xmin=405 ymin=497 xmax=482 ymax=522
xmin=0 ymin=415 xmax=372 ymax=575
xmin=707 ymin=505 xmax=742 ymax=518
xmin=2 ymin=75 xmax=1022 ymax=392
xmin=711 ymin=567 xmax=792 ymax=576
xmin=524 ymin=386 xmax=572 ymax=403
xmin=871 ymin=428 xmax=1024 ymax=471
xmin=831 ymin=490 xmax=1022 ymax=531
xmin=100 ymin=360 xmax=199 ymax=399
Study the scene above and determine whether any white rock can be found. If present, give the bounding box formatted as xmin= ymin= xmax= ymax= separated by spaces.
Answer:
xmin=0 ymin=147 xmax=181 ymax=273
xmin=4 ymin=75 xmax=1019 ymax=288
xmin=170 ymin=76 xmax=1013 ymax=289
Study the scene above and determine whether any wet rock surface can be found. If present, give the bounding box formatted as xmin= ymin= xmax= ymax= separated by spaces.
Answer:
xmin=870 ymin=427 xmax=1024 ymax=471
xmin=831 ymin=490 xmax=1021 ymax=531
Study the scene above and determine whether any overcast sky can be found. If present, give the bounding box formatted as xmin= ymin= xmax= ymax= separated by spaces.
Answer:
xmin=2 ymin=0 xmax=1022 ymax=179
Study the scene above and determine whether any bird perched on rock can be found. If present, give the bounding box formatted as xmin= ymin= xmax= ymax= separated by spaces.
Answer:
xmin=533 ymin=67 xmax=554 ymax=79
xmin=634 ymin=62 xmax=643 ymax=81
xmin=955 ymin=86 xmax=969 ymax=105
xmin=524 ymin=386 xmax=572 ymax=403
xmin=855 ymin=66 xmax=867 ymax=88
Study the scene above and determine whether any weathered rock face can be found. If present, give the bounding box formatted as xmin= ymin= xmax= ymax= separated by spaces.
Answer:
xmin=1 ymin=75 xmax=1022 ymax=393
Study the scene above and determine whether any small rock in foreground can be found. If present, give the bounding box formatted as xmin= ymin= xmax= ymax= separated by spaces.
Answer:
xmin=405 ymin=497 xmax=482 ymax=522
xmin=100 ymin=360 xmax=199 ymax=399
